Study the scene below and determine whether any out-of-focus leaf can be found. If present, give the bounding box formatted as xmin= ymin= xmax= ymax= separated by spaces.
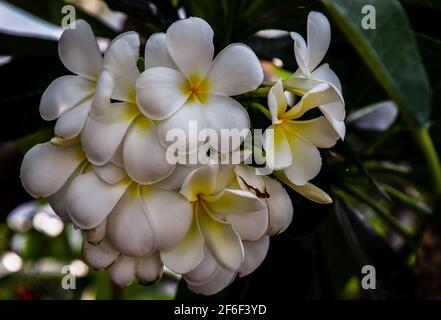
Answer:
xmin=0 ymin=32 xmax=57 ymax=57
xmin=5 ymin=0 xmax=117 ymax=38
xmin=334 ymin=200 xmax=416 ymax=299
xmin=346 ymin=101 xmax=398 ymax=131
xmin=322 ymin=0 xmax=432 ymax=126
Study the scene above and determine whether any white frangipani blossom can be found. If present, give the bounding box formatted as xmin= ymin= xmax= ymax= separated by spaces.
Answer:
xmin=285 ymin=11 xmax=346 ymax=139
xmin=65 ymin=165 xmax=193 ymax=257
xmin=136 ymin=17 xmax=263 ymax=152
xmin=161 ymin=164 xmax=267 ymax=275
xmin=19 ymin=13 xmax=345 ymax=295
xmin=264 ymin=79 xmax=340 ymax=185
xmin=80 ymin=30 xmax=175 ymax=185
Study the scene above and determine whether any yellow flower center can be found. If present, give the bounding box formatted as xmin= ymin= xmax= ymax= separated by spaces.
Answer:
xmin=181 ymin=73 xmax=210 ymax=104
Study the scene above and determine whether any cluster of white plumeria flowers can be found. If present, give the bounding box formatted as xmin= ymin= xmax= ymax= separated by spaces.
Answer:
xmin=19 ymin=12 xmax=345 ymax=295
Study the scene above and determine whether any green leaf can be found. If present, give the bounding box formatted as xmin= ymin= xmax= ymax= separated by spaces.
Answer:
xmin=321 ymin=0 xmax=432 ymax=126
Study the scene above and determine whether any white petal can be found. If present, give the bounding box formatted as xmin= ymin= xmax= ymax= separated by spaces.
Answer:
xmin=203 ymin=95 xmax=250 ymax=153
xmin=110 ymin=140 xmax=124 ymax=167
xmin=107 ymin=184 xmax=155 ymax=257
xmin=203 ymin=189 xmax=267 ymax=241
xmin=234 ymin=165 xmax=266 ymax=195
xmin=47 ymin=165 xmax=83 ymax=222
xmin=306 ymin=11 xmax=331 ymax=71
xmin=282 ymin=82 xmax=341 ymax=120
xmin=268 ymin=79 xmax=287 ymax=124
xmin=86 ymin=220 xmax=107 ymax=245
xmin=20 ymin=142 xmax=84 ymax=198
xmin=160 ymin=216 xmax=205 ymax=274
xmin=136 ymin=67 xmax=188 ymax=120
xmin=206 ymin=43 xmax=263 ymax=96
xmin=166 ymin=17 xmax=214 ymax=78
xmin=279 ymin=176 xmax=333 ymax=204
xmin=284 ymin=116 xmax=339 ymax=148
xmin=81 ymin=102 xmax=139 ymax=165
xmin=180 ymin=164 xmax=218 ymax=201
xmin=320 ymin=111 xmax=346 ymax=140
xmin=66 ymin=171 xmax=130 ymax=229
xmin=123 ymin=116 xmax=175 ymax=184
xmin=144 ymin=32 xmax=177 ymax=69
xmin=157 ymin=101 xmax=207 ymax=154
xmin=188 ymin=268 xmax=236 ymax=295
xmin=108 ymin=255 xmax=136 ymax=287
xmin=157 ymin=165 xmax=199 ymax=190
xmin=54 ymin=99 xmax=91 ymax=139
xmin=290 ymin=32 xmax=309 ymax=77
xmin=263 ymin=177 xmax=293 ymax=235
xmin=283 ymin=135 xmax=321 ymax=185
xmin=140 ymin=185 xmax=193 ymax=251
xmin=198 ymin=203 xmax=244 ymax=271
xmin=184 ymin=247 xmax=219 ymax=285
xmin=92 ymin=162 xmax=126 ymax=184
xmin=58 ymin=19 xmax=102 ymax=80
xmin=311 ymin=63 xmax=342 ymax=92
xmin=239 ymin=236 xmax=269 ymax=277
xmin=263 ymin=124 xmax=292 ymax=170
xmin=82 ymin=238 xmax=119 ymax=269
xmin=136 ymin=252 xmax=163 ymax=285
xmin=295 ymin=183 xmax=333 ymax=204
xmin=103 ymin=38 xmax=139 ymax=103
xmin=39 ymin=76 xmax=94 ymax=121
xmin=91 ymin=69 xmax=113 ymax=117
xmin=109 ymin=31 xmax=140 ymax=59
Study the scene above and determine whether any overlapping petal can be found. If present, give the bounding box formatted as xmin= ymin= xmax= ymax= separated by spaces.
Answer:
xmin=58 ymin=19 xmax=102 ymax=81
xmin=20 ymin=142 xmax=85 ymax=198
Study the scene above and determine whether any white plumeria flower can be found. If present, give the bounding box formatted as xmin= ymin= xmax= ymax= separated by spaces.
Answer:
xmin=38 ymin=20 xmax=135 ymax=140
xmin=285 ymin=11 xmax=346 ymax=139
xmin=161 ymin=164 xmax=267 ymax=275
xmin=39 ymin=20 xmax=99 ymax=139
xmin=65 ymin=164 xmax=193 ymax=257
xmin=136 ymin=17 xmax=263 ymax=153
xmin=183 ymin=236 xmax=269 ymax=295
xmin=82 ymin=224 xmax=163 ymax=287
xmin=19 ymin=138 xmax=88 ymax=222
xmin=234 ymin=165 xmax=293 ymax=235
xmin=80 ymin=30 xmax=176 ymax=184
xmin=264 ymin=79 xmax=340 ymax=185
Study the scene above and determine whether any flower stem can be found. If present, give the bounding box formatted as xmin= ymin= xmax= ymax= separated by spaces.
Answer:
xmin=414 ymin=126 xmax=441 ymax=196
xmin=249 ymin=102 xmax=271 ymax=120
